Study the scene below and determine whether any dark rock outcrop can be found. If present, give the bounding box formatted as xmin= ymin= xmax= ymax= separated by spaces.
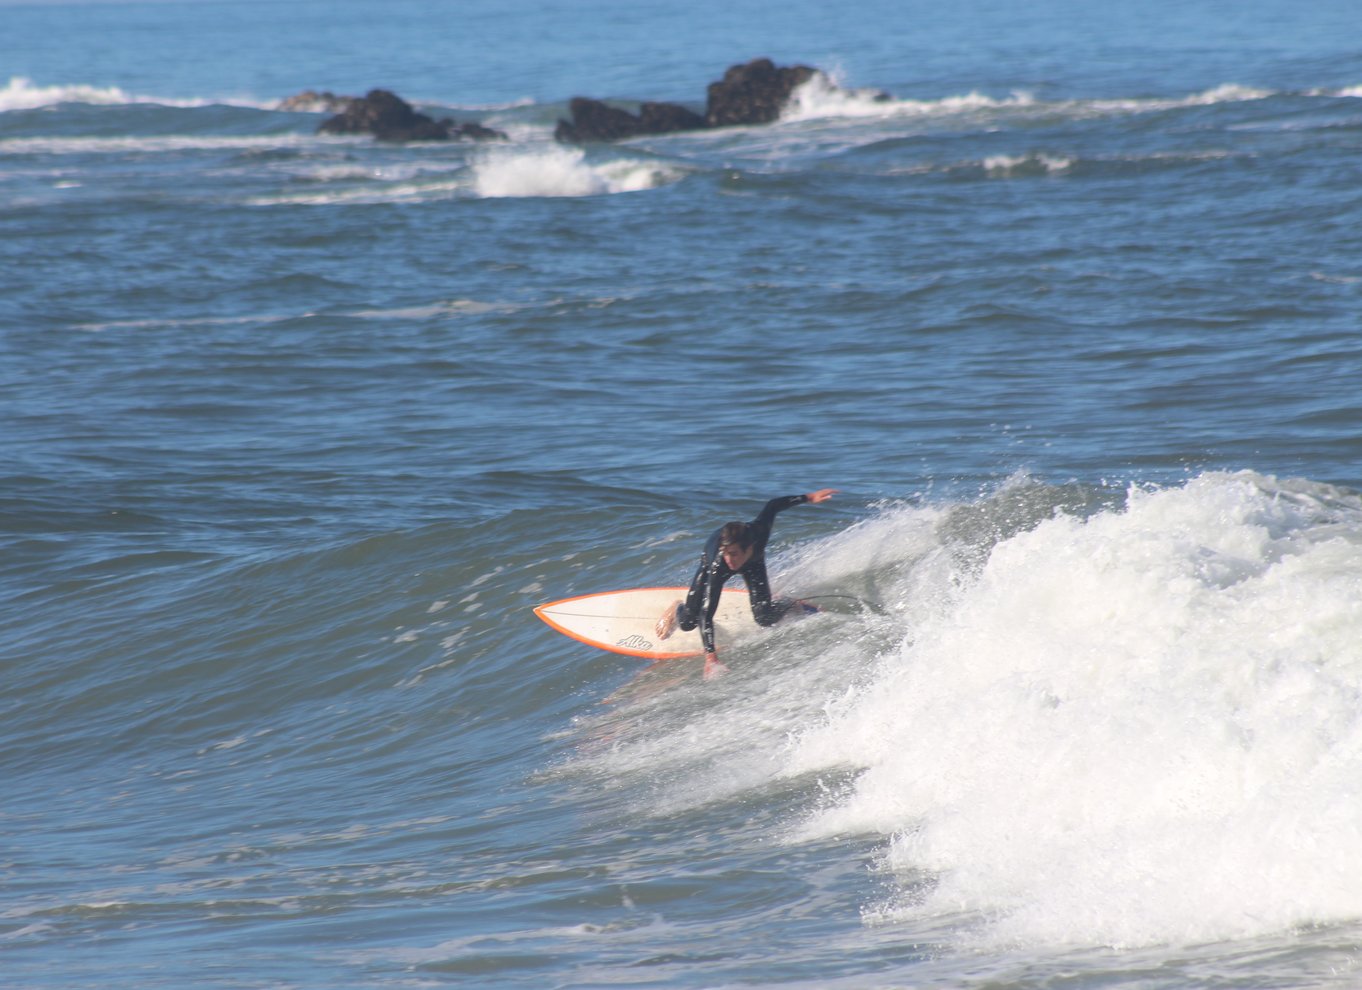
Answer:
xmin=638 ymin=101 xmax=708 ymax=135
xmin=317 ymin=89 xmax=506 ymax=143
xmin=555 ymin=58 xmax=837 ymax=144
xmin=303 ymin=59 xmax=874 ymax=146
xmin=553 ymin=99 xmax=645 ymax=143
xmin=705 ymin=58 xmax=821 ymax=127
xmin=449 ymin=120 xmax=508 ymax=141
xmin=553 ymin=97 xmax=705 ymax=143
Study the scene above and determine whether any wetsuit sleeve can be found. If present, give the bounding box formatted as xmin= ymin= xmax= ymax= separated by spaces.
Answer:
xmin=747 ymin=494 xmax=810 ymax=548
xmin=682 ymin=538 xmax=727 ymax=654
xmin=694 ymin=560 xmax=726 ymax=653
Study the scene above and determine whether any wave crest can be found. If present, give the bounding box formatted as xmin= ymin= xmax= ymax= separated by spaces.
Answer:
xmin=784 ymin=73 xmax=1037 ymax=122
xmin=0 ymin=75 xmax=218 ymax=111
xmin=471 ymin=146 xmax=683 ymax=199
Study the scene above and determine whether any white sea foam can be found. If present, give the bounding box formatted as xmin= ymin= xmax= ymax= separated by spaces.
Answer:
xmin=782 ymin=73 xmax=897 ymax=121
xmin=1079 ymin=83 xmax=1274 ymax=118
xmin=780 ymin=78 xmax=1273 ymax=129
xmin=0 ymin=134 xmax=322 ymax=156
xmin=784 ymin=73 xmax=1037 ymax=123
xmin=252 ymin=146 xmax=685 ymax=204
xmin=983 ymin=153 xmax=1073 ymax=176
xmin=470 ymin=145 xmax=683 ymax=198
xmin=0 ymin=75 xmax=236 ymax=111
xmin=1 ymin=76 xmax=141 ymax=111
xmin=1185 ymin=82 xmax=1275 ymax=105
xmin=247 ymin=174 xmax=468 ymax=206
xmin=783 ymin=471 xmax=1362 ymax=949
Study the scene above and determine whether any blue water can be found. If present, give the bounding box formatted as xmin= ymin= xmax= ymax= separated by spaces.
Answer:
xmin=5 ymin=0 xmax=1362 ymax=986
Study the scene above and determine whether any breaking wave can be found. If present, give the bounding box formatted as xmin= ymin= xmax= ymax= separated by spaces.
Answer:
xmin=567 ymin=471 xmax=1362 ymax=951
xmin=782 ymin=77 xmax=1281 ymax=124
xmin=470 ymin=145 xmax=685 ymax=198
xmin=0 ymin=75 xmax=251 ymax=111
xmin=789 ymin=471 xmax=1362 ymax=949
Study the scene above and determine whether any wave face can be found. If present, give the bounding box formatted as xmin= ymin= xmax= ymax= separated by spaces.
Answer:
xmin=550 ymin=473 xmax=1362 ymax=954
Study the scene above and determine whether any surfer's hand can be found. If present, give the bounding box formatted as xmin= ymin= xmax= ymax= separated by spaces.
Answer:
xmin=703 ymin=651 xmax=728 ymax=680
xmin=806 ymin=488 xmax=838 ymax=504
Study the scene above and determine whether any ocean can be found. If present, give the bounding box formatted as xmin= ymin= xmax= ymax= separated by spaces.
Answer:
xmin=4 ymin=0 xmax=1362 ymax=986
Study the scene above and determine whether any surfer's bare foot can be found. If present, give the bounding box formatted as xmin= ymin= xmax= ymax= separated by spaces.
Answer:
xmin=654 ymin=601 xmax=681 ymax=640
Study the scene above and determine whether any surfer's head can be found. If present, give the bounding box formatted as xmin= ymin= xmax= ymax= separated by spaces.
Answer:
xmin=719 ymin=521 xmax=752 ymax=549
xmin=718 ymin=522 xmax=754 ymax=568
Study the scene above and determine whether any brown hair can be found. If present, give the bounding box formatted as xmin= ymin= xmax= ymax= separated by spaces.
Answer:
xmin=718 ymin=521 xmax=751 ymax=548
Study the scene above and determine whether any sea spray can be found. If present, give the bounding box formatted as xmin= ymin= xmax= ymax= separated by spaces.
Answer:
xmin=787 ymin=471 xmax=1362 ymax=948
xmin=471 ymin=145 xmax=683 ymax=198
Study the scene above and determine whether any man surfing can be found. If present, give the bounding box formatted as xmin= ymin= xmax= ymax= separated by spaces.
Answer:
xmin=655 ymin=489 xmax=838 ymax=679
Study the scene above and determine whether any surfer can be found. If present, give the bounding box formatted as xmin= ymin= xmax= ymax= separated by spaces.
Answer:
xmin=655 ymin=489 xmax=838 ymax=679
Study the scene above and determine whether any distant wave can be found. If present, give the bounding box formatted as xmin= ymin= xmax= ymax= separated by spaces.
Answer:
xmin=0 ymin=75 xmax=249 ymax=111
xmin=781 ymin=77 xmax=1279 ymax=124
xmin=965 ymin=149 xmax=1235 ymax=179
xmin=1082 ymin=81 xmax=1274 ymax=115
xmin=783 ymin=73 xmax=1038 ymax=121
xmin=0 ymin=77 xmax=551 ymax=115
xmin=248 ymin=175 xmax=468 ymax=207
xmin=70 ymin=297 xmax=581 ymax=333
xmin=6 ymin=73 xmax=1351 ymax=135
xmin=0 ymin=134 xmax=326 ymax=155
xmin=470 ymin=145 xmax=685 ymax=198
xmin=982 ymin=152 xmax=1073 ymax=176
xmin=243 ymin=145 xmax=684 ymax=205
xmin=7 ymin=72 xmax=1320 ymax=124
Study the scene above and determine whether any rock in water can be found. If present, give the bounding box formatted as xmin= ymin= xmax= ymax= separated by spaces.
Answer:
xmin=554 ymin=97 xmax=705 ymax=143
xmin=318 ymin=89 xmax=506 ymax=142
xmin=705 ymin=58 xmax=822 ymax=127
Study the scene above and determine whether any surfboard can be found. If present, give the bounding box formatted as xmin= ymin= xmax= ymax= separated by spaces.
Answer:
xmin=533 ymin=586 xmax=802 ymax=660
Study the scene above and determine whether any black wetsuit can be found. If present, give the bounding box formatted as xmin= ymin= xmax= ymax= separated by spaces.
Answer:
xmin=677 ymin=494 xmax=811 ymax=654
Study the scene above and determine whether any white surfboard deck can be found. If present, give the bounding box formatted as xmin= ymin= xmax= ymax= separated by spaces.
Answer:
xmin=534 ymin=586 xmax=799 ymax=660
